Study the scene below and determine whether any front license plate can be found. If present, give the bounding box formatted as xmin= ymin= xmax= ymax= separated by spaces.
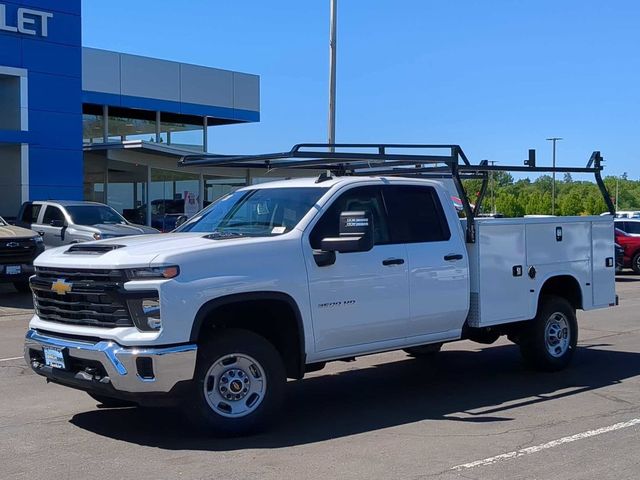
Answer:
xmin=5 ymin=265 xmax=21 ymax=275
xmin=43 ymin=347 xmax=66 ymax=370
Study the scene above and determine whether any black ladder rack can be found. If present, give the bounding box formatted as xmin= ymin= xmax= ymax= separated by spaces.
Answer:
xmin=179 ymin=143 xmax=614 ymax=243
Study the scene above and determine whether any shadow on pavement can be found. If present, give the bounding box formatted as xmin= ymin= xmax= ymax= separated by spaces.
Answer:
xmin=0 ymin=284 xmax=34 ymax=310
xmin=70 ymin=344 xmax=640 ymax=450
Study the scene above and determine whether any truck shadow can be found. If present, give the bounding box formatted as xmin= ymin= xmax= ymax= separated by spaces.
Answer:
xmin=70 ymin=344 xmax=640 ymax=450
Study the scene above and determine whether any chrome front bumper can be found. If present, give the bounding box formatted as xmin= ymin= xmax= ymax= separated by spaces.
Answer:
xmin=24 ymin=329 xmax=197 ymax=394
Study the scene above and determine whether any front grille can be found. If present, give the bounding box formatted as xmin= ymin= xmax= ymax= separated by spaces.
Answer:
xmin=0 ymin=238 xmax=37 ymax=264
xmin=31 ymin=267 xmax=134 ymax=328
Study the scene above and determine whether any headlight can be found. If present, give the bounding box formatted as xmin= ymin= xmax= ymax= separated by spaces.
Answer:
xmin=126 ymin=266 xmax=179 ymax=280
xmin=127 ymin=296 xmax=162 ymax=331
xmin=93 ymin=233 xmax=115 ymax=240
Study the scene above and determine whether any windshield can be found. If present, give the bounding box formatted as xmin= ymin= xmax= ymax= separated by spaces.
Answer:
xmin=177 ymin=187 xmax=328 ymax=236
xmin=66 ymin=205 xmax=127 ymax=226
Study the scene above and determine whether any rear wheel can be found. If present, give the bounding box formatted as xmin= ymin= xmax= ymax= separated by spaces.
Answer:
xmin=404 ymin=343 xmax=442 ymax=358
xmin=12 ymin=281 xmax=30 ymax=293
xmin=632 ymin=252 xmax=640 ymax=274
xmin=186 ymin=329 xmax=285 ymax=436
xmin=520 ymin=295 xmax=578 ymax=371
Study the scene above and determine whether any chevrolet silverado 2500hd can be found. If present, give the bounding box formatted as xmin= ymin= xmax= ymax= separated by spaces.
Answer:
xmin=24 ymin=144 xmax=617 ymax=435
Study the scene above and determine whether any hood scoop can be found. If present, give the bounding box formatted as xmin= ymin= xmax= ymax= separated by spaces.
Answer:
xmin=64 ymin=244 xmax=124 ymax=255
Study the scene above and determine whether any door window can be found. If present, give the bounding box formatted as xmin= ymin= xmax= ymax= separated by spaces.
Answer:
xmin=383 ymin=185 xmax=451 ymax=243
xmin=625 ymin=222 xmax=640 ymax=234
xmin=42 ymin=206 xmax=66 ymax=225
xmin=21 ymin=203 xmax=42 ymax=224
xmin=310 ymin=186 xmax=390 ymax=249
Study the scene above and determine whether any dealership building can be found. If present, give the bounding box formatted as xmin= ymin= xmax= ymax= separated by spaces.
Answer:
xmin=0 ymin=0 xmax=290 ymax=227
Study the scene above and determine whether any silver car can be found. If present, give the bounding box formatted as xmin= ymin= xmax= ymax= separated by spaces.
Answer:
xmin=17 ymin=201 xmax=159 ymax=248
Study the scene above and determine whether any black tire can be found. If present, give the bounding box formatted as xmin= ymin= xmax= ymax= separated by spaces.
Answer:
xmin=404 ymin=343 xmax=442 ymax=358
xmin=520 ymin=295 xmax=578 ymax=372
xmin=12 ymin=281 xmax=31 ymax=293
xmin=632 ymin=252 xmax=640 ymax=275
xmin=87 ymin=393 xmax=137 ymax=408
xmin=186 ymin=329 xmax=286 ymax=436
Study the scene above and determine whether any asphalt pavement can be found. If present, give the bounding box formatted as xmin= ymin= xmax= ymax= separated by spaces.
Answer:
xmin=1 ymin=275 xmax=639 ymax=480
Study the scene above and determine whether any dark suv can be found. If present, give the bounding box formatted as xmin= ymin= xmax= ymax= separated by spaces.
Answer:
xmin=0 ymin=216 xmax=44 ymax=292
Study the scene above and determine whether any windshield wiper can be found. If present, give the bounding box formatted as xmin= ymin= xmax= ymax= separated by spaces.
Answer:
xmin=204 ymin=231 xmax=247 ymax=240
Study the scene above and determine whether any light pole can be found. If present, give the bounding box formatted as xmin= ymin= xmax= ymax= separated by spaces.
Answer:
xmin=546 ymin=137 xmax=562 ymax=215
xmin=328 ymin=0 xmax=337 ymax=152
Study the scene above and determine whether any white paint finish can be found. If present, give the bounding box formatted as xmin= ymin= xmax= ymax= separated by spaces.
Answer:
xmin=304 ymin=244 xmax=411 ymax=352
xmin=180 ymin=63 xmax=234 ymax=109
xmin=233 ymin=72 xmax=260 ymax=111
xmin=526 ymin=221 xmax=591 ymax=265
xmin=452 ymin=418 xmax=640 ymax=471
xmin=407 ymin=187 xmax=469 ymax=336
xmin=591 ymin=218 xmax=616 ymax=307
xmin=120 ymin=54 xmax=181 ymax=102
xmin=81 ymin=48 xmax=121 ymax=95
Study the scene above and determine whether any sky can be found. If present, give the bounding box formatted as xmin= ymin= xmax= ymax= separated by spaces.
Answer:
xmin=81 ymin=0 xmax=640 ymax=179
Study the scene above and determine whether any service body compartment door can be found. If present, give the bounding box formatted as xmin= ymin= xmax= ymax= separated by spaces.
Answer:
xmin=473 ymin=221 xmax=530 ymax=326
xmin=591 ymin=220 xmax=616 ymax=307
xmin=526 ymin=222 xmax=590 ymax=265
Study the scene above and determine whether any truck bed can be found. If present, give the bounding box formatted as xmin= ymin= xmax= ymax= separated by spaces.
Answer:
xmin=464 ymin=216 xmax=615 ymax=328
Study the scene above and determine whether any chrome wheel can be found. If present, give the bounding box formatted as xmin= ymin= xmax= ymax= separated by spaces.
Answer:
xmin=545 ymin=312 xmax=570 ymax=358
xmin=203 ymin=353 xmax=266 ymax=418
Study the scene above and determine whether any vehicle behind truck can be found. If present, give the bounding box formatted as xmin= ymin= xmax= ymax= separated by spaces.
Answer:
xmin=0 ymin=216 xmax=44 ymax=292
xmin=23 ymin=144 xmax=617 ymax=435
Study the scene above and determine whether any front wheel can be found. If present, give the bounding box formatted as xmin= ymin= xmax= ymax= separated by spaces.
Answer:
xmin=186 ymin=329 xmax=286 ymax=436
xmin=520 ymin=295 xmax=578 ymax=371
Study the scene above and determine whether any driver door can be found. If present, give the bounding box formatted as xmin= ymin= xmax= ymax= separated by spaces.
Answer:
xmin=38 ymin=205 xmax=66 ymax=247
xmin=304 ymin=185 xmax=411 ymax=354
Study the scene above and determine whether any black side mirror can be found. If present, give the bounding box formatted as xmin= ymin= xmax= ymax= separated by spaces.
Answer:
xmin=320 ymin=211 xmax=374 ymax=253
xmin=50 ymin=219 xmax=65 ymax=228
xmin=175 ymin=215 xmax=188 ymax=228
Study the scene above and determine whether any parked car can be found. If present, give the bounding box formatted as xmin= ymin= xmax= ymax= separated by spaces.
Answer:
xmin=614 ymin=228 xmax=640 ymax=273
xmin=17 ymin=201 xmax=159 ymax=248
xmin=614 ymin=218 xmax=640 ymax=237
xmin=0 ymin=215 xmax=44 ymax=292
xmin=124 ymin=199 xmax=189 ymax=232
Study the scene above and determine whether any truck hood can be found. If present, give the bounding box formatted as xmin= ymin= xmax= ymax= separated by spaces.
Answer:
xmin=86 ymin=223 xmax=159 ymax=236
xmin=34 ymin=232 xmax=268 ymax=269
xmin=0 ymin=224 xmax=38 ymax=239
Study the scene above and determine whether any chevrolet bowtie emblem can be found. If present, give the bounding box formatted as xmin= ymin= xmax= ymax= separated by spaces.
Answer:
xmin=51 ymin=279 xmax=72 ymax=296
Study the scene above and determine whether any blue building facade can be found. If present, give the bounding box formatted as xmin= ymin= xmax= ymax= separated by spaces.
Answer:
xmin=0 ymin=0 xmax=83 ymax=210
xmin=0 ymin=0 xmax=260 ymax=222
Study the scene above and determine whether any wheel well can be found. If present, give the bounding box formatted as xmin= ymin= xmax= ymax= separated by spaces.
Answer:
xmin=192 ymin=293 xmax=305 ymax=379
xmin=539 ymin=275 xmax=583 ymax=310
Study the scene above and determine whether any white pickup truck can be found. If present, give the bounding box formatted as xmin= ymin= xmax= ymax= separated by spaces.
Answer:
xmin=24 ymin=145 xmax=617 ymax=435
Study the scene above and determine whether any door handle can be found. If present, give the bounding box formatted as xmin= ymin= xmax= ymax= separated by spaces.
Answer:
xmin=382 ymin=258 xmax=405 ymax=266
xmin=444 ymin=253 xmax=463 ymax=261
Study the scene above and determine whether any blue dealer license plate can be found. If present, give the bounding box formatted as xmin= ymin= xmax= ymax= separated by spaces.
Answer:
xmin=43 ymin=347 xmax=66 ymax=369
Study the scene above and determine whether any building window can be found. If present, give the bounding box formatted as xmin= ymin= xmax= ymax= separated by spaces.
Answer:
xmin=0 ymin=74 xmax=20 ymax=130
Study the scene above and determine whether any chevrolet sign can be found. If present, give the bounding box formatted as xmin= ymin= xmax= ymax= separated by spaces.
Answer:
xmin=0 ymin=3 xmax=53 ymax=37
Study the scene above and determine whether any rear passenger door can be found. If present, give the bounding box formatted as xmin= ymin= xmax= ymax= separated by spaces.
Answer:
xmin=383 ymin=184 xmax=469 ymax=338
xmin=37 ymin=205 xmax=66 ymax=248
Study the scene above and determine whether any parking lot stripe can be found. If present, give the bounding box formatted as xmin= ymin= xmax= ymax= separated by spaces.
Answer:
xmin=0 ymin=356 xmax=23 ymax=362
xmin=452 ymin=418 xmax=640 ymax=471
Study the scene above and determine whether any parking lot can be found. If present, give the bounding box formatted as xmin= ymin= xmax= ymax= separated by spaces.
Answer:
xmin=1 ymin=276 xmax=639 ymax=480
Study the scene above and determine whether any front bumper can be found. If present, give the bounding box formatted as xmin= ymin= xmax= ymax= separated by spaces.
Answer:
xmin=24 ymin=329 xmax=197 ymax=397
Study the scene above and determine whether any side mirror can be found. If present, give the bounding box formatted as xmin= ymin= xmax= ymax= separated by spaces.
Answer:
xmin=321 ymin=211 xmax=374 ymax=253
xmin=175 ymin=215 xmax=188 ymax=228
xmin=50 ymin=219 xmax=65 ymax=228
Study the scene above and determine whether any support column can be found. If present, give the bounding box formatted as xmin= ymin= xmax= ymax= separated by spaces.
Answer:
xmin=203 ymin=116 xmax=208 ymax=152
xmin=146 ymin=165 xmax=152 ymax=226
xmin=155 ymin=111 xmax=161 ymax=143
xmin=102 ymin=105 xmax=109 ymax=143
